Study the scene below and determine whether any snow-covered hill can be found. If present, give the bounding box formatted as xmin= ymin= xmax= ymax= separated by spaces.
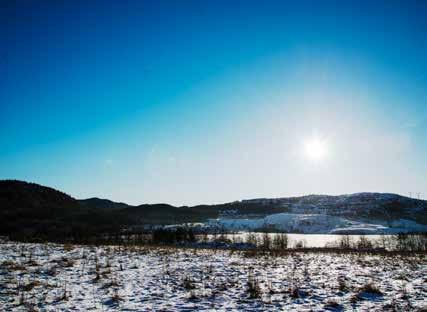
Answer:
xmin=208 ymin=192 xmax=427 ymax=234
xmin=240 ymin=193 xmax=426 ymax=220
xmin=207 ymin=212 xmax=427 ymax=234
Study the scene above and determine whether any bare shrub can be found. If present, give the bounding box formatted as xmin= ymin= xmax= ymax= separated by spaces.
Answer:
xmin=294 ymin=240 xmax=305 ymax=248
xmin=21 ymin=280 xmax=42 ymax=292
xmin=56 ymin=282 xmax=68 ymax=301
xmin=3 ymin=260 xmax=26 ymax=271
xmin=46 ymin=265 xmax=58 ymax=276
xmin=63 ymin=244 xmax=74 ymax=252
xmin=57 ymin=257 xmax=75 ymax=268
xmin=337 ymin=277 xmax=349 ymax=292
xmin=182 ymin=276 xmax=195 ymax=290
xmin=1 ymin=260 xmax=15 ymax=267
xmin=324 ymin=299 xmax=342 ymax=310
xmin=357 ymin=235 xmax=373 ymax=250
xmin=395 ymin=233 xmax=427 ymax=251
xmin=273 ymin=233 xmax=288 ymax=250
xmin=245 ymin=233 xmax=258 ymax=246
xmin=261 ymin=232 xmax=271 ymax=250
xmin=18 ymin=292 xmax=25 ymax=306
xmin=338 ymin=235 xmax=352 ymax=249
xmin=111 ymin=288 xmax=123 ymax=303
xmin=247 ymin=271 xmax=261 ymax=298
xmin=188 ymin=290 xmax=198 ymax=300
xmin=289 ymin=286 xmax=310 ymax=299
xmin=359 ymin=282 xmax=383 ymax=295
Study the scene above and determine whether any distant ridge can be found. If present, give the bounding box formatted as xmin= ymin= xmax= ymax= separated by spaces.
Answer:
xmin=79 ymin=197 xmax=131 ymax=210
xmin=1 ymin=180 xmax=426 ymax=240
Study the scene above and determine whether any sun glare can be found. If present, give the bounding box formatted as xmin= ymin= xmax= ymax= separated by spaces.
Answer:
xmin=304 ymin=137 xmax=328 ymax=161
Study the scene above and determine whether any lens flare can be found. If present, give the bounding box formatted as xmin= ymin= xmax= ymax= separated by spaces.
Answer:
xmin=304 ymin=137 xmax=328 ymax=161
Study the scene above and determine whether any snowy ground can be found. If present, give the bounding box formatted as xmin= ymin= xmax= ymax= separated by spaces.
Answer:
xmin=0 ymin=242 xmax=426 ymax=311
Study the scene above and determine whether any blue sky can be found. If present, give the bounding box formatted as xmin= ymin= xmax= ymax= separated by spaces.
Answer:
xmin=1 ymin=0 xmax=426 ymax=205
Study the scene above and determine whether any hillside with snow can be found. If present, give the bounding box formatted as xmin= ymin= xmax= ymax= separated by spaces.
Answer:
xmin=206 ymin=193 xmax=427 ymax=234
xmin=207 ymin=213 xmax=427 ymax=234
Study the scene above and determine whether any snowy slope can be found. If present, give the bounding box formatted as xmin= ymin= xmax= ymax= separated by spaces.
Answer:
xmin=208 ymin=212 xmax=427 ymax=234
xmin=206 ymin=192 xmax=427 ymax=234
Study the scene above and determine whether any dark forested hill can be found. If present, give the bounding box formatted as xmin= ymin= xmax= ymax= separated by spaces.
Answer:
xmin=0 ymin=180 xmax=82 ymax=220
xmin=0 ymin=180 xmax=125 ymax=241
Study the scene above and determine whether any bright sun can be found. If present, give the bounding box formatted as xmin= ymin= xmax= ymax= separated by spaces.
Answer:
xmin=304 ymin=137 xmax=328 ymax=161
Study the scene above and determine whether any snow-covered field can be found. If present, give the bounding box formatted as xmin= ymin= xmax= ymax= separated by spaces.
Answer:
xmin=1 ymin=242 xmax=426 ymax=311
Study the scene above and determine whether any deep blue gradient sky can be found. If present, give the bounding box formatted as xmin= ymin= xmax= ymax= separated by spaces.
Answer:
xmin=1 ymin=0 xmax=427 ymax=204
